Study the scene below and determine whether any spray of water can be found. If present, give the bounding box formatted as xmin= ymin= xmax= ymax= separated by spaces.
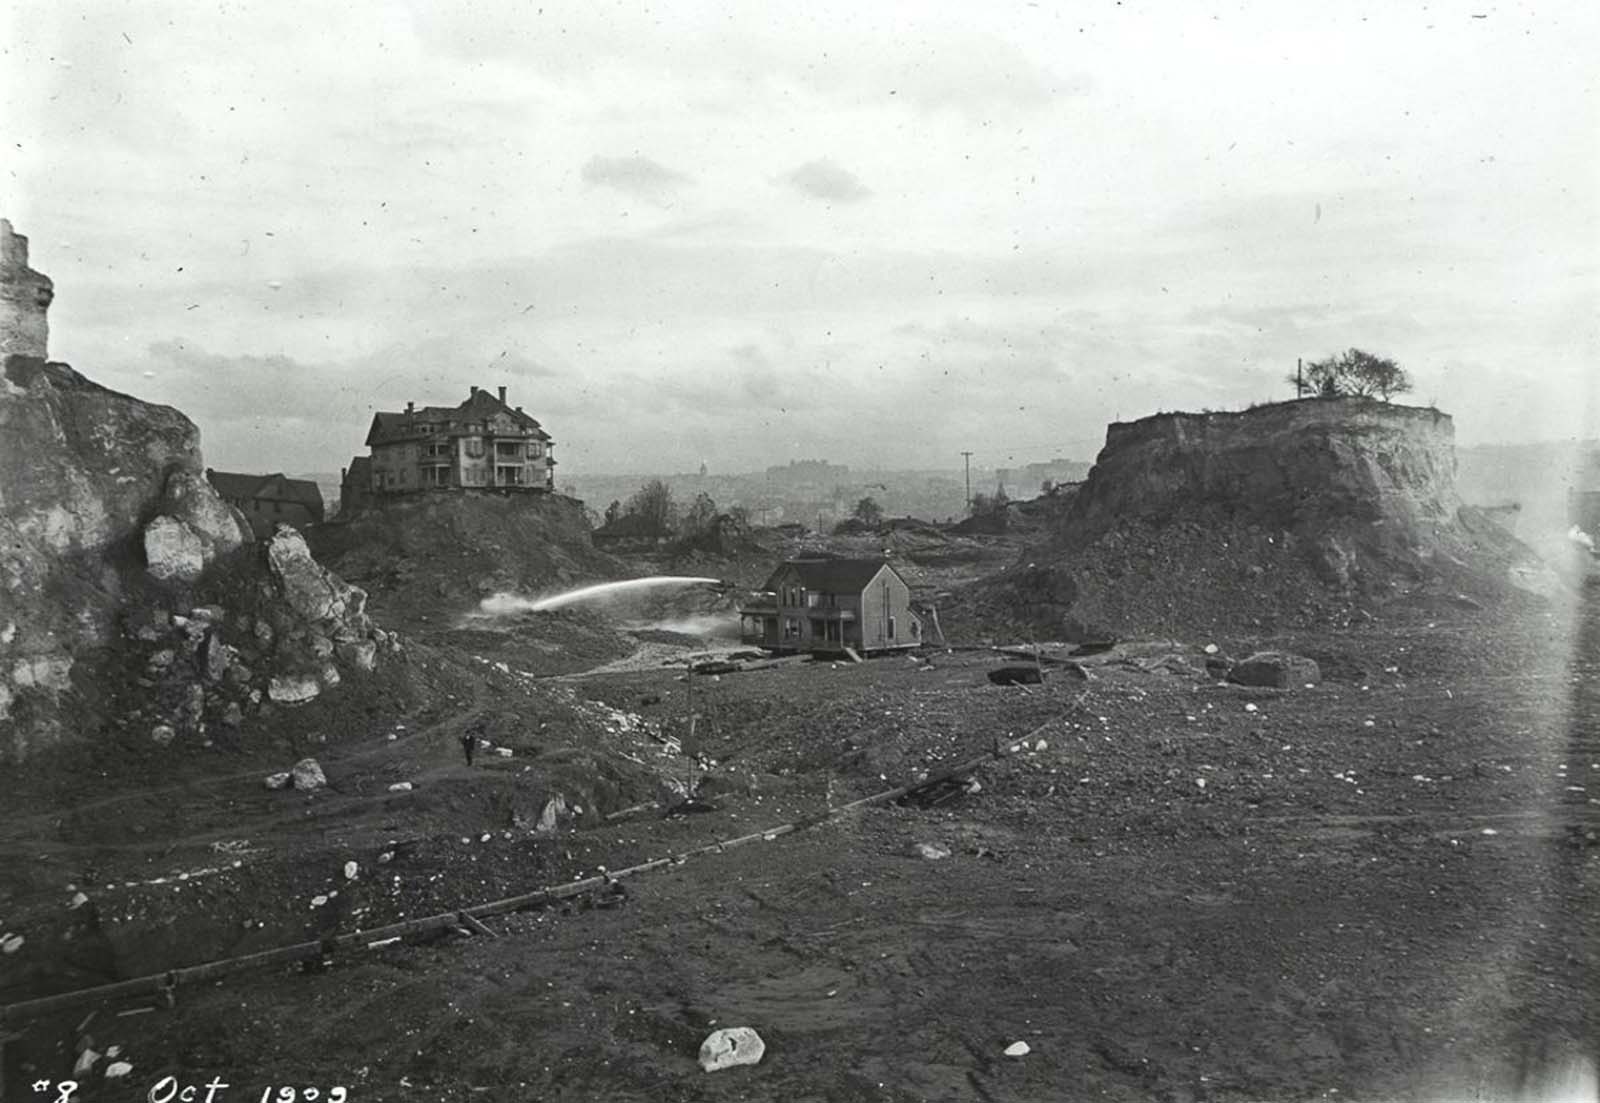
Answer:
xmin=478 ymin=575 xmax=723 ymax=615
xmin=1568 ymin=524 xmax=1596 ymax=553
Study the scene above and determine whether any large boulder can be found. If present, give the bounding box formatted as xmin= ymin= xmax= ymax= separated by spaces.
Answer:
xmin=267 ymin=528 xmax=369 ymax=631
xmin=159 ymin=469 xmax=250 ymax=559
xmin=143 ymin=516 xmax=206 ymax=583
xmin=698 ymin=1027 xmax=765 ymax=1072
xmin=1228 ymin=651 xmax=1321 ymax=689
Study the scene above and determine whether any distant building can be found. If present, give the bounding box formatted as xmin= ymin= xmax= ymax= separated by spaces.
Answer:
xmin=356 ymin=384 xmax=556 ymax=497
xmin=206 ymin=469 xmax=326 ymax=539
xmin=739 ymin=558 xmax=921 ymax=655
xmin=338 ymin=456 xmax=374 ymax=518
xmin=591 ymin=512 xmax=668 ymax=550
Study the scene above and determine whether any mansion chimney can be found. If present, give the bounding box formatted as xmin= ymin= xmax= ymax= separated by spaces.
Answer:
xmin=498 ymin=385 xmax=507 ymax=405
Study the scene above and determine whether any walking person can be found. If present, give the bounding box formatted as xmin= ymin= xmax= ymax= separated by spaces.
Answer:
xmin=459 ymin=727 xmax=477 ymax=766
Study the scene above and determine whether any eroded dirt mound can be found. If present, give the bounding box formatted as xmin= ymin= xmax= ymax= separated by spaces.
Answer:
xmin=307 ymin=492 xmax=624 ymax=631
xmin=957 ymin=399 xmax=1560 ymax=640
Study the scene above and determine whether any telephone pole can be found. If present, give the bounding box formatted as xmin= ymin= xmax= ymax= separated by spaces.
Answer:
xmin=961 ymin=451 xmax=974 ymax=512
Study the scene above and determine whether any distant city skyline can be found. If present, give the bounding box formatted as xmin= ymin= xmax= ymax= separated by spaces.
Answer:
xmin=5 ymin=1 xmax=1595 ymax=476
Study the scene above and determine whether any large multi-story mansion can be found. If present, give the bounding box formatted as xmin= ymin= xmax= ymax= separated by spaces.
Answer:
xmin=351 ymin=385 xmax=556 ymax=502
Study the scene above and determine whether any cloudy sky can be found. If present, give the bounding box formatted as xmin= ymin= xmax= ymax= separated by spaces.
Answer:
xmin=3 ymin=1 xmax=1595 ymax=476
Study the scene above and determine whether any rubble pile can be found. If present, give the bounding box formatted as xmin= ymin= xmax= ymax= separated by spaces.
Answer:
xmin=0 ymin=221 xmax=391 ymax=760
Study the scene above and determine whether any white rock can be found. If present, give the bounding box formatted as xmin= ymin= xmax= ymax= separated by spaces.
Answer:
xmin=344 ymin=861 xmax=359 ymax=880
xmin=1 ymin=932 xmax=24 ymax=954
xmin=74 ymin=1048 xmax=101 ymax=1076
xmin=105 ymin=1062 xmax=134 ymax=1079
xmin=1244 ymin=703 xmax=1258 ymax=713
xmin=912 ymin=842 xmax=952 ymax=861
xmin=68 ymin=891 xmax=89 ymax=910
xmin=263 ymin=771 xmax=292 ymax=790
xmin=699 ymin=1026 xmax=766 ymax=1072
xmin=269 ymin=675 xmax=321 ymax=705
xmin=1004 ymin=1041 xmax=1031 ymax=1058
xmin=494 ymin=747 xmax=513 ymax=757
xmin=291 ymin=757 xmax=327 ymax=790
xmin=1203 ymin=643 xmax=1220 ymax=655
xmin=387 ymin=781 xmax=414 ymax=792
xmin=143 ymin=515 xmax=206 ymax=582
xmin=311 ymin=894 xmax=329 ymax=908
xmin=1035 ymin=739 xmax=1048 ymax=752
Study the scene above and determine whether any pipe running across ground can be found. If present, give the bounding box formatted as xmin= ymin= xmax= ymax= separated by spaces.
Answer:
xmin=1 ymin=711 xmax=1074 ymax=1024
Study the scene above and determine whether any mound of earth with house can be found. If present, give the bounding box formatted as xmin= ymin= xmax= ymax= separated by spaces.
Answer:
xmin=956 ymin=397 xmax=1561 ymax=641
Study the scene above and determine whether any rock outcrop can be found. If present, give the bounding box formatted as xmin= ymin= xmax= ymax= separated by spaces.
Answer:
xmin=0 ymin=221 xmax=388 ymax=758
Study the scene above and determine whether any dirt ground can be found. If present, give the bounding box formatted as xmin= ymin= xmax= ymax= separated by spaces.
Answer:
xmin=3 ymin=582 xmax=1597 ymax=1100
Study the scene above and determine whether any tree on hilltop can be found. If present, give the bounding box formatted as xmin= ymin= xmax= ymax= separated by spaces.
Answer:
xmin=1292 ymin=348 xmax=1413 ymax=401
xmin=852 ymin=496 xmax=884 ymax=527
xmin=624 ymin=479 xmax=677 ymax=538
xmin=681 ymin=491 xmax=719 ymax=538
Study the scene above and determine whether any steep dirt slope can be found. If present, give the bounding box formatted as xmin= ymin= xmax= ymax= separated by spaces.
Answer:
xmin=955 ymin=398 xmax=1560 ymax=641
xmin=307 ymin=492 xmax=625 ymax=631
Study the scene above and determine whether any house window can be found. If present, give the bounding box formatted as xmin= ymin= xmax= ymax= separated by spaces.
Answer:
xmin=783 ymin=616 xmax=801 ymax=640
xmin=888 ymin=615 xmax=896 ymax=640
xmin=465 ymin=438 xmax=485 ymax=458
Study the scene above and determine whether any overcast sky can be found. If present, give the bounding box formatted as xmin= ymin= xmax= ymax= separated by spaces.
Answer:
xmin=4 ymin=1 xmax=1596 ymax=476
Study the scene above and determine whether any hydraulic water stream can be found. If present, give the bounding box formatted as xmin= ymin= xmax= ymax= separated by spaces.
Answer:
xmin=478 ymin=575 xmax=725 ymax=615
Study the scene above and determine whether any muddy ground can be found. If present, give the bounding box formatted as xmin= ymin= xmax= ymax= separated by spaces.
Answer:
xmin=2 ymin=585 xmax=1597 ymax=1101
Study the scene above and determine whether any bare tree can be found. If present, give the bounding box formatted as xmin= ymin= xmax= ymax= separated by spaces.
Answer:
xmin=1300 ymin=348 xmax=1413 ymax=401
xmin=681 ymin=491 xmax=719 ymax=537
xmin=624 ymin=479 xmax=677 ymax=538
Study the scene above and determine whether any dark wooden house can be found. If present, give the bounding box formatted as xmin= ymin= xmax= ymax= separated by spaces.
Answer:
xmin=205 ymin=469 xmax=325 ymax=539
xmin=739 ymin=558 xmax=921 ymax=655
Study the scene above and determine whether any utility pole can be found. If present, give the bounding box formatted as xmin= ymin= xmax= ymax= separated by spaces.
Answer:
xmin=1296 ymin=357 xmax=1304 ymax=397
xmin=961 ymin=451 xmax=974 ymax=513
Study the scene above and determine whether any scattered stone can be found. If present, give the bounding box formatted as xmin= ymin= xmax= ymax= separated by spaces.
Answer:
xmin=1203 ymin=643 xmax=1219 ymax=655
xmin=535 ymin=795 xmax=567 ymax=834
xmin=319 ymin=663 xmax=341 ymax=688
xmin=291 ymin=757 xmax=327 ymax=790
xmin=387 ymin=781 xmax=413 ymax=792
xmin=912 ymin=842 xmax=952 ymax=861
xmin=494 ymin=747 xmax=513 ymax=758
xmin=1 ymin=932 xmax=23 ymax=954
xmin=73 ymin=1048 xmax=101 ymax=1076
xmin=311 ymin=894 xmax=328 ymax=908
xmin=1004 ymin=1041 xmax=1031 ymax=1058
xmin=268 ymin=675 xmax=321 ymax=704
xmin=1228 ymin=651 xmax=1321 ymax=689
xmin=105 ymin=1062 xmax=134 ymax=1079
xmin=344 ymin=861 xmax=359 ymax=880
xmin=263 ymin=771 xmax=291 ymax=790
xmin=336 ymin=638 xmax=378 ymax=672
xmin=150 ymin=724 xmax=176 ymax=746
xmin=1034 ymin=739 xmax=1048 ymax=752
xmin=68 ymin=891 xmax=89 ymax=910
xmin=146 ymin=649 xmax=176 ymax=671
xmin=699 ymin=1027 xmax=765 ymax=1072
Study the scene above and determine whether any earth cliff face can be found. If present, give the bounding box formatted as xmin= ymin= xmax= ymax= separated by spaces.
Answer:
xmin=1075 ymin=398 xmax=1459 ymax=541
xmin=964 ymin=398 xmax=1551 ymax=640
xmin=0 ymin=356 xmax=245 ymax=752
